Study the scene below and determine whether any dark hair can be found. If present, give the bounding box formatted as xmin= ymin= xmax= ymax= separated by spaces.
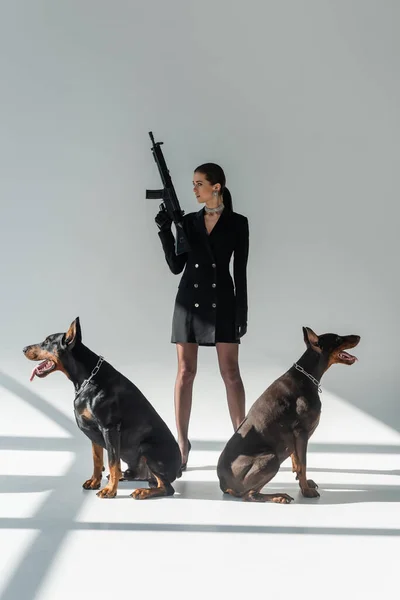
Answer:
xmin=194 ymin=162 xmax=233 ymax=212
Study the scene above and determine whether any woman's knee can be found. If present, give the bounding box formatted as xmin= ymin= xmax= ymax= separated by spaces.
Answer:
xmin=177 ymin=362 xmax=197 ymax=385
xmin=220 ymin=364 xmax=241 ymax=386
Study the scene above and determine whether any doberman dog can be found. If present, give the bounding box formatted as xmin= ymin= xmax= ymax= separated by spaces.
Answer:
xmin=217 ymin=327 xmax=360 ymax=503
xmin=23 ymin=317 xmax=182 ymax=499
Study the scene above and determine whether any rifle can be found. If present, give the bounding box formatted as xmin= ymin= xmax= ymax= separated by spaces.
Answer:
xmin=146 ymin=131 xmax=191 ymax=255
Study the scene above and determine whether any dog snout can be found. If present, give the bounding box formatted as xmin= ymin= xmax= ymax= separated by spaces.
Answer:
xmin=23 ymin=345 xmax=37 ymax=358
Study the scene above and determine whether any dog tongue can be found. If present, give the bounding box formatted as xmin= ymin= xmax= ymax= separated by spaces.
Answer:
xmin=30 ymin=366 xmax=38 ymax=381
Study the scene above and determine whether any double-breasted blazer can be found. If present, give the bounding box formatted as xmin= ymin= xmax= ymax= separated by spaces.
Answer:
xmin=158 ymin=207 xmax=249 ymax=346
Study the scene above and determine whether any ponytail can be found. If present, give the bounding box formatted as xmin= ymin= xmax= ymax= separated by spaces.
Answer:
xmin=222 ymin=187 xmax=233 ymax=212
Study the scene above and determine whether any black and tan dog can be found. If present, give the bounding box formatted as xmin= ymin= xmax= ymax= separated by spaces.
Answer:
xmin=23 ymin=317 xmax=182 ymax=499
xmin=217 ymin=327 xmax=360 ymax=503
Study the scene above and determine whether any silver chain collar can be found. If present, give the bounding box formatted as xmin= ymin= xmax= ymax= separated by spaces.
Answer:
xmin=204 ymin=203 xmax=224 ymax=215
xmin=75 ymin=355 xmax=104 ymax=398
xmin=293 ymin=362 xmax=322 ymax=393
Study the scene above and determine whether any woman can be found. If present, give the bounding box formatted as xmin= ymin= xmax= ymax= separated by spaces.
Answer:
xmin=155 ymin=163 xmax=249 ymax=470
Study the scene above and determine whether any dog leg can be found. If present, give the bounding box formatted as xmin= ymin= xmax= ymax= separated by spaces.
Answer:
xmin=97 ymin=426 xmax=121 ymax=499
xmin=106 ymin=451 xmax=153 ymax=482
xmin=293 ymin=433 xmax=319 ymax=498
xmin=291 ymin=452 xmax=300 ymax=477
xmin=131 ymin=472 xmax=175 ymax=500
xmin=243 ymin=491 xmax=294 ymax=503
xmin=291 ymin=450 xmax=316 ymax=487
xmin=123 ymin=456 xmax=153 ymax=481
xmin=82 ymin=442 xmax=103 ymax=490
xmin=105 ymin=461 xmax=145 ymax=481
xmin=224 ymin=488 xmax=242 ymax=498
xmin=240 ymin=453 xmax=294 ymax=504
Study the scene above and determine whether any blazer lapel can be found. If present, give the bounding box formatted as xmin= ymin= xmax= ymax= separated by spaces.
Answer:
xmin=194 ymin=207 xmax=234 ymax=255
xmin=194 ymin=208 xmax=215 ymax=261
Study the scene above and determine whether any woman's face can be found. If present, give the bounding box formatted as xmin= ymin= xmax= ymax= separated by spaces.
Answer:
xmin=193 ymin=171 xmax=220 ymax=204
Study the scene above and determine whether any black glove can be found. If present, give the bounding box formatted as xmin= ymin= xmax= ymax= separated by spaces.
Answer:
xmin=236 ymin=322 xmax=247 ymax=339
xmin=155 ymin=208 xmax=172 ymax=232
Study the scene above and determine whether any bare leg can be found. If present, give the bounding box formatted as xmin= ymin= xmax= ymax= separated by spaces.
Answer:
xmin=174 ymin=343 xmax=198 ymax=465
xmin=216 ymin=343 xmax=245 ymax=430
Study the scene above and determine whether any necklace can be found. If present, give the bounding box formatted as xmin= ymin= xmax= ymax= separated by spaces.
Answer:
xmin=204 ymin=203 xmax=224 ymax=215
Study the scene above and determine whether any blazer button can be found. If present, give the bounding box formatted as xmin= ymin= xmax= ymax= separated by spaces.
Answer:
xmin=212 ymin=303 xmax=216 ymax=308
xmin=195 ymin=303 xmax=199 ymax=308
xmin=194 ymin=283 xmax=198 ymax=288
xmin=212 ymin=263 xmax=216 ymax=268
xmin=212 ymin=283 xmax=216 ymax=288
xmin=195 ymin=264 xmax=199 ymax=268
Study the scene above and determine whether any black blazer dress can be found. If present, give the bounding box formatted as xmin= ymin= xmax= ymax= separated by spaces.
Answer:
xmin=158 ymin=207 xmax=249 ymax=346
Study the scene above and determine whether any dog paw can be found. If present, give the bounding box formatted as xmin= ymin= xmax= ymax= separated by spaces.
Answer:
xmin=245 ymin=491 xmax=294 ymax=504
xmin=301 ymin=486 xmax=320 ymax=498
xmin=130 ymin=488 xmax=150 ymax=500
xmin=271 ymin=494 xmax=294 ymax=504
xmin=82 ymin=477 xmax=101 ymax=490
xmin=306 ymin=479 xmax=318 ymax=489
xmin=96 ymin=486 xmax=117 ymax=498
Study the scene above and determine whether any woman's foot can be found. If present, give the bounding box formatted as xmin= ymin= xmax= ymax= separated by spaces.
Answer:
xmin=179 ymin=439 xmax=191 ymax=471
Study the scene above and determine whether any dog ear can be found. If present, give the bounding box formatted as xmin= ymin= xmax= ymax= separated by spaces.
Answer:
xmin=302 ymin=326 xmax=321 ymax=353
xmin=65 ymin=317 xmax=82 ymax=348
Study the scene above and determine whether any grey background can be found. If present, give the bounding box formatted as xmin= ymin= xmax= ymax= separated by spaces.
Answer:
xmin=0 ymin=0 xmax=399 ymax=434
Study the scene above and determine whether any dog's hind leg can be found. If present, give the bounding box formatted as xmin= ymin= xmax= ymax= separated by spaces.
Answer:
xmin=122 ymin=456 xmax=153 ymax=482
xmin=106 ymin=453 xmax=154 ymax=482
xmin=244 ymin=490 xmax=293 ymax=503
xmin=131 ymin=472 xmax=174 ymax=500
xmin=130 ymin=452 xmax=175 ymax=499
xmin=241 ymin=453 xmax=293 ymax=504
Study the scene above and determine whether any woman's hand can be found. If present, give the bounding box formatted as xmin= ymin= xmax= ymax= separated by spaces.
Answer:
xmin=236 ymin=322 xmax=247 ymax=339
xmin=155 ymin=209 xmax=172 ymax=231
